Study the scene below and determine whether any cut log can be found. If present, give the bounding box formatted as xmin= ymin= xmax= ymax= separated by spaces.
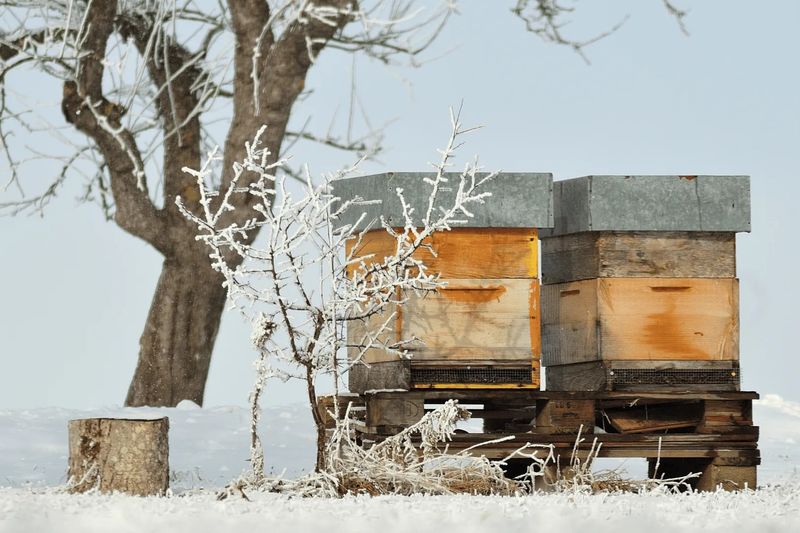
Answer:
xmin=68 ymin=417 xmax=169 ymax=496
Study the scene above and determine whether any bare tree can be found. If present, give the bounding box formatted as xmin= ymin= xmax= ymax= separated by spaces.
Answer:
xmin=0 ymin=1 xmax=688 ymax=407
xmin=178 ymin=108 xmax=496 ymax=473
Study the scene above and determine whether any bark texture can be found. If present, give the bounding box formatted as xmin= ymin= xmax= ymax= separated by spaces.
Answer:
xmin=126 ymin=259 xmax=227 ymax=407
xmin=68 ymin=417 xmax=169 ymax=496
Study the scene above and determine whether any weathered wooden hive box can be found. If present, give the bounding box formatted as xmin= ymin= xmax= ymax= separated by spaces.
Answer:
xmin=334 ymin=172 xmax=553 ymax=393
xmin=541 ymin=175 xmax=750 ymax=391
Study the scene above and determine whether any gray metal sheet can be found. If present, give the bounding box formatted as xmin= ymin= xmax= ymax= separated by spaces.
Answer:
xmin=332 ymin=172 xmax=553 ymax=230
xmin=543 ymin=175 xmax=750 ymax=236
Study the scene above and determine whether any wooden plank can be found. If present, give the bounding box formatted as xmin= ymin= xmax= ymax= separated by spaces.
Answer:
xmin=317 ymin=395 xmax=365 ymax=429
xmin=348 ymin=360 xmax=410 ymax=394
xmin=384 ymin=432 xmax=759 ymax=461
xmin=366 ymin=395 xmax=425 ymax=427
xmin=542 ymin=231 xmax=737 ymax=284
xmin=546 ymin=362 xmax=609 ymax=391
xmin=346 ymin=227 xmax=538 ymax=279
xmin=543 ymin=278 xmax=739 ymax=365
xmin=377 ymin=388 xmax=758 ymax=402
xmin=403 ymin=278 xmax=539 ymax=363
xmin=711 ymin=454 xmax=761 ymax=467
xmin=534 ymin=399 xmax=595 ymax=434
xmin=599 ymin=278 xmax=739 ymax=361
xmin=542 ymin=281 xmax=598 ymax=366
xmin=698 ymin=399 xmax=753 ymax=433
xmin=546 ymin=361 xmax=740 ymax=393
xmin=346 ymin=298 xmax=402 ymax=364
xmin=696 ymin=465 xmax=757 ymax=491
xmin=348 ymin=278 xmax=540 ymax=366
xmin=541 ymin=232 xmax=598 ymax=285
xmin=433 ymin=432 xmax=758 ymax=445
xmin=602 ymin=402 xmax=703 ymax=434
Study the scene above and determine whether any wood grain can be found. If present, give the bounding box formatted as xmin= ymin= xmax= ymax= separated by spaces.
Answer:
xmin=542 ymin=231 xmax=736 ymax=284
xmin=543 ymin=278 xmax=739 ymax=365
xmin=534 ymin=399 xmax=595 ymax=434
xmin=366 ymin=393 xmax=425 ymax=427
xmin=545 ymin=360 xmax=741 ymax=392
xmin=346 ymin=227 xmax=538 ymax=279
xmin=68 ymin=417 xmax=169 ymax=496
xmin=349 ymin=278 xmax=541 ymax=365
xmin=603 ymin=402 xmax=703 ymax=433
xmin=348 ymin=360 xmax=411 ymax=394
xmin=402 ymin=278 xmax=540 ymax=362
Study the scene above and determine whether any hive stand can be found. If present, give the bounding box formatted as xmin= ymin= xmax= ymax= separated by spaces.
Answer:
xmin=322 ymin=388 xmax=759 ymax=491
xmin=331 ymin=174 xmax=759 ymax=491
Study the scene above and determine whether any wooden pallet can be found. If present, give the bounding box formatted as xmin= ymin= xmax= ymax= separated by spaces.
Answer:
xmin=336 ymin=389 xmax=759 ymax=491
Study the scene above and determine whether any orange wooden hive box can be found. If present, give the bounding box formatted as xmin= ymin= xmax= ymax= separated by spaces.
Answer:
xmin=541 ymin=175 xmax=751 ymax=391
xmin=333 ymin=172 xmax=553 ymax=393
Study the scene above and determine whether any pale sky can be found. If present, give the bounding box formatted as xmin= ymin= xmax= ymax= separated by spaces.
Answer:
xmin=1 ymin=0 xmax=798 ymax=409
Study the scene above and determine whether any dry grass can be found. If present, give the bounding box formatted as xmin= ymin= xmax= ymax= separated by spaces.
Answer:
xmin=223 ymin=401 xmax=697 ymax=499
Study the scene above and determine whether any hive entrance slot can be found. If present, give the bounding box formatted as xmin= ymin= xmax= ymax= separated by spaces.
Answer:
xmin=410 ymin=366 xmax=533 ymax=386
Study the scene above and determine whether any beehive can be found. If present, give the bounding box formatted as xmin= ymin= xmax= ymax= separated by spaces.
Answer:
xmin=541 ymin=175 xmax=750 ymax=391
xmin=333 ymin=172 xmax=553 ymax=393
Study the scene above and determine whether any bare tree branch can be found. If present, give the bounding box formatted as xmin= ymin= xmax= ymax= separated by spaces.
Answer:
xmin=220 ymin=0 xmax=355 ymax=224
xmin=663 ymin=0 xmax=689 ymax=36
xmin=512 ymin=0 xmax=629 ymax=63
xmin=116 ymin=11 xmax=205 ymax=222
xmin=58 ymin=1 xmax=168 ymax=251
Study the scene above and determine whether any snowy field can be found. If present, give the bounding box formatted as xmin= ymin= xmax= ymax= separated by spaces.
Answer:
xmin=1 ymin=394 xmax=799 ymax=532
xmin=2 ymin=484 xmax=799 ymax=533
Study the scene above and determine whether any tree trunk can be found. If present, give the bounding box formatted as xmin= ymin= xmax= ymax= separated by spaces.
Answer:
xmin=125 ymin=255 xmax=227 ymax=407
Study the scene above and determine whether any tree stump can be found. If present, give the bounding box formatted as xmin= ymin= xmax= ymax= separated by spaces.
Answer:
xmin=68 ymin=417 xmax=169 ymax=496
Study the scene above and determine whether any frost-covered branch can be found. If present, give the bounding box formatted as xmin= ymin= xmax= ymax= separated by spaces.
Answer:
xmin=178 ymin=108 xmax=497 ymax=476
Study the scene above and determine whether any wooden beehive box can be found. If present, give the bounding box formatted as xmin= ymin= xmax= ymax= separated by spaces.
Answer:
xmin=541 ymin=175 xmax=750 ymax=391
xmin=333 ymin=172 xmax=553 ymax=393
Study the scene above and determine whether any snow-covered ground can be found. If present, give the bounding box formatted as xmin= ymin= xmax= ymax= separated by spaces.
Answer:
xmin=1 ymin=394 xmax=799 ymax=532
xmin=2 ymin=484 xmax=799 ymax=533
xmin=0 ymin=401 xmax=317 ymax=489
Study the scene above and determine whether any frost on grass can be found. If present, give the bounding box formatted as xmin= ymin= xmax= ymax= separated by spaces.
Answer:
xmin=265 ymin=400 xmax=517 ymax=497
xmin=2 ymin=483 xmax=800 ymax=533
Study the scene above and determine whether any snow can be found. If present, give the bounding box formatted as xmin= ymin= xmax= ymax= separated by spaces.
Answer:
xmin=1 ymin=395 xmax=799 ymax=532
xmin=1 ymin=484 xmax=799 ymax=533
xmin=0 ymin=404 xmax=316 ymax=489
